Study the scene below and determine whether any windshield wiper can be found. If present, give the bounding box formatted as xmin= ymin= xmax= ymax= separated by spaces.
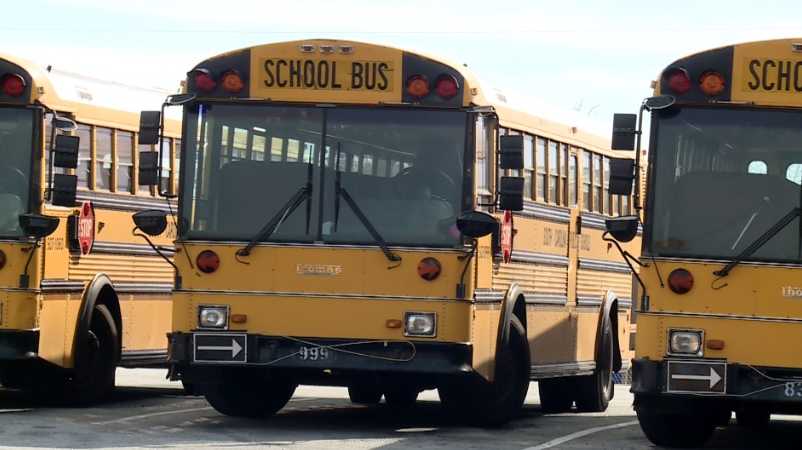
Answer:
xmin=237 ymin=163 xmax=313 ymax=257
xmin=713 ymin=207 xmax=800 ymax=278
xmin=333 ymin=145 xmax=401 ymax=265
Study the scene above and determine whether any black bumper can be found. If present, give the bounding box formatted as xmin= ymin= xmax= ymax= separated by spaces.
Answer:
xmin=0 ymin=330 xmax=39 ymax=361
xmin=632 ymin=358 xmax=802 ymax=407
xmin=169 ymin=332 xmax=472 ymax=375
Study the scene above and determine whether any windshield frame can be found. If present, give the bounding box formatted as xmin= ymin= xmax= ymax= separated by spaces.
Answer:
xmin=643 ymin=103 xmax=802 ymax=264
xmin=176 ymin=100 xmax=475 ymax=249
xmin=0 ymin=105 xmax=40 ymax=240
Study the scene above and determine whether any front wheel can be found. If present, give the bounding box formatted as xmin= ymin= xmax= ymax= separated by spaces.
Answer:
xmin=384 ymin=386 xmax=419 ymax=409
xmin=575 ymin=320 xmax=614 ymax=412
xmin=205 ymin=371 xmax=296 ymax=418
xmin=636 ymin=399 xmax=715 ymax=448
xmin=348 ymin=384 xmax=382 ymax=405
xmin=439 ymin=316 xmax=530 ymax=426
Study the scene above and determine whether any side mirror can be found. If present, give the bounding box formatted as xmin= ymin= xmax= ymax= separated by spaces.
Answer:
xmin=138 ymin=111 xmax=161 ymax=146
xmin=611 ymin=113 xmax=637 ymax=151
xmin=499 ymin=135 xmax=524 ymax=170
xmin=457 ymin=211 xmax=499 ymax=238
xmin=19 ymin=213 xmax=59 ymax=239
xmin=498 ymin=176 xmax=524 ymax=211
xmin=52 ymin=173 xmax=77 ymax=207
xmin=133 ymin=209 xmax=167 ymax=236
xmin=605 ymin=216 xmax=639 ymax=242
xmin=53 ymin=134 xmax=79 ymax=168
xmin=53 ymin=115 xmax=77 ymax=131
xmin=139 ymin=151 xmax=159 ymax=186
xmin=608 ymin=158 xmax=635 ymax=195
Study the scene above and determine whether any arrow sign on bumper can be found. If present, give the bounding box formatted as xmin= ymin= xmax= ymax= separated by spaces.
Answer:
xmin=666 ymin=360 xmax=727 ymax=394
xmin=194 ymin=333 xmax=247 ymax=363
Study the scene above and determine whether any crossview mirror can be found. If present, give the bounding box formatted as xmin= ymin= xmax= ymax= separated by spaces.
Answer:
xmin=139 ymin=151 xmax=159 ymax=186
xmin=498 ymin=176 xmax=524 ymax=211
xmin=138 ymin=111 xmax=161 ymax=146
xmin=457 ymin=211 xmax=499 ymax=239
xmin=53 ymin=115 xmax=77 ymax=131
xmin=611 ymin=113 xmax=637 ymax=151
xmin=51 ymin=173 xmax=77 ymax=207
xmin=499 ymin=135 xmax=524 ymax=170
xmin=165 ymin=93 xmax=196 ymax=106
xmin=133 ymin=210 xmax=168 ymax=236
xmin=19 ymin=213 xmax=59 ymax=239
xmin=605 ymin=216 xmax=639 ymax=243
xmin=53 ymin=134 xmax=79 ymax=168
xmin=608 ymin=158 xmax=635 ymax=195
xmin=644 ymin=95 xmax=675 ymax=111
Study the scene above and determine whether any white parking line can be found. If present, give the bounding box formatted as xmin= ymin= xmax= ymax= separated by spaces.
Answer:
xmin=521 ymin=420 xmax=639 ymax=450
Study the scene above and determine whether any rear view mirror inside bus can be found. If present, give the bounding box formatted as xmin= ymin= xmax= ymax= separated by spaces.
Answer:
xmin=611 ymin=113 xmax=637 ymax=151
xmin=53 ymin=134 xmax=79 ymax=168
xmin=133 ymin=209 xmax=168 ymax=236
xmin=499 ymin=135 xmax=524 ymax=170
xmin=139 ymin=151 xmax=159 ymax=186
xmin=138 ymin=110 xmax=161 ymax=145
xmin=51 ymin=173 xmax=77 ymax=207
xmin=498 ymin=176 xmax=524 ymax=211
xmin=608 ymin=158 xmax=635 ymax=195
xmin=605 ymin=216 xmax=639 ymax=242
xmin=457 ymin=211 xmax=499 ymax=238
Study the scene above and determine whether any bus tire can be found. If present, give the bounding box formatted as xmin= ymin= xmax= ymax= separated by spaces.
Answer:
xmin=384 ymin=386 xmax=419 ymax=409
xmin=348 ymin=384 xmax=382 ymax=405
xmin=575 ymin=319 xmax=614 ymax=413
xmin=538 ymin=378 xmax=574 ymax=413
xmin=736 ymin=408 xmax=770 ymax=428
xmin=205 ymin=373 xmax=296 ymax=418
xmin=636 ymin=399 xmax=715 ymax=448
xmin=68 ymin=304 xmax=119 ymax=404
xmin=441 ymin=316 xmax=529 ymax=426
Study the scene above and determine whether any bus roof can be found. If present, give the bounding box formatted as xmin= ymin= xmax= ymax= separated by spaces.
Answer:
xmin=187 ymin=39 xmax=617 ymax=156
xmin=0 ymin=52 xmax=181 ymax=134
xmin=654 ymin=37 xmax=802 ymax=108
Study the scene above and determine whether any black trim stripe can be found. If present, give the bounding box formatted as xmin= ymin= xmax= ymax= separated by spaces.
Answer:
xmin=577 ymin=296 xmax=632 ymax=307
xmin=518 ymin=201 xmax=571 ymax=223
xmin=474 ymin=288 xmax=504 ymax=303
xmin=511 ymin=250 xmax=569 ymax=267
xmin=578 ymin=258 xmax=632 ymax=273
xmin=474 ymin=289 xmax=568 ymax=306
xmin=75 ymin=191 xmax=177 ymax=212
xmin=92 ymin=241 xmax=176 ymax=256
xmin=39 ymin=280 xmax=172 ymax=293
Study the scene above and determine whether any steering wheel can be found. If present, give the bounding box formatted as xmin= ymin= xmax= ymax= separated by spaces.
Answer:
xmin=394 ymin=165 xmax=457 ymax=202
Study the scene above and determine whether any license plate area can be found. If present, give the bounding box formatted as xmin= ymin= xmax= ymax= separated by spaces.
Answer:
xmin=666 ymin=359 xmax=727 ymax=394
xmin=193 ymin=333 xmax=247 ymax=363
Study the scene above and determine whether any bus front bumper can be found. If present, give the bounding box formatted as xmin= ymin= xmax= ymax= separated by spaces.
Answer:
xmin=168 ymin=332 xmax=472 ymax=375
xmin=632 ymin=358 xmax=802 ymax=407
xmin=0 ymin=330 xmax=39 ymax=361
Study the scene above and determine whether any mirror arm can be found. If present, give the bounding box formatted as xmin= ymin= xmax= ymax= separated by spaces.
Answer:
xmin=18 ymin=239 xmax=41 ymax=288
xmin=602 ymin=231 xmax=647 ymax=299
xmin=456 ymin=239 xmax=478 ymax=299
xmin=133 ymin=227 xmax=179 ymax=272
xmin=633 ymin=103 xmax=648 ymax=211
xmin=156 ymin=101 xmax=169 ymax=197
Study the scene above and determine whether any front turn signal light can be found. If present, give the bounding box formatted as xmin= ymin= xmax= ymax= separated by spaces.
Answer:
xmin=668 ymin=268 xmax=693 ymax=294
xmin=196 ymin=250 xmax=220 ymax=274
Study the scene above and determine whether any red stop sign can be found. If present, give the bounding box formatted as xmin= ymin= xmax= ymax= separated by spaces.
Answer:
xmin=500 ymin=209 xmax=514 ymax=263
xmin=77 ymin=201 xmax=95 ymax=255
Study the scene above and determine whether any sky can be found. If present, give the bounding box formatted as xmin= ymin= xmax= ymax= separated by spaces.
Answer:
xmin=4 ymin=0 xmax=802 ymax=138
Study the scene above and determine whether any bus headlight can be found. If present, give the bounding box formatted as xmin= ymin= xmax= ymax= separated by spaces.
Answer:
xmin=669 ymin=330 xmax=703 ymax=356
xmin=198 ymin=305 xmax=229 ymax=329
xmin=404 ymin=312 xmax=436 ymax=337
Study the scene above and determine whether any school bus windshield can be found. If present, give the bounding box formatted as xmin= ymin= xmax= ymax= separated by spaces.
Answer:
xmin=181 ymin=103 xmax=467 ymax=247
xmin=0 ymin=107 xmax=34 ymax=237
xmin=649 ymin=106 xmax=802 ymax=262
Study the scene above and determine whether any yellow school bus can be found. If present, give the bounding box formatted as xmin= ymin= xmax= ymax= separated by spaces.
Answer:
xmin=134 ymin=39 xmax=637 ymax=424
xmin=606 ymin=37 xmax=802 ymax=447
xmin=0 ymin=53 xmax=180 ymax=402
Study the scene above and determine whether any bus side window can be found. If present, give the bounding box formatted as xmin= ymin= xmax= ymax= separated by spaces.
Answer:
xmin=786 ymin=163 xmax=802 ymax=184
xmin=748 ymin=160 xmax=767 ymax=175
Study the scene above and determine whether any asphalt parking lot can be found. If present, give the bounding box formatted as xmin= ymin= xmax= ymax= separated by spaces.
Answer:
xmin=1 ymin=369 xmax=801 ymax=449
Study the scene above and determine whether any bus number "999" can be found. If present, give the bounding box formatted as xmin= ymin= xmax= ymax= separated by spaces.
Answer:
xmin=299 ymin=346 xmax=329 ymax=361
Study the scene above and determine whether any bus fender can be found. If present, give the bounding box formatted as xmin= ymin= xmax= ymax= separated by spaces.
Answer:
xmin=596 ymin=290 xmax=622 ymax=373
xmin=71 ymin=273 xmax=121 ymax=370
xmin=495 ymin=283 xmax=526 ymax=352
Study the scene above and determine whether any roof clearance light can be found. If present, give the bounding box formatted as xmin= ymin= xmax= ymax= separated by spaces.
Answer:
xmin=406 ymin=75 xmax=430 ymax=99
xmin=434 ymin=74 xmax=459 ymax=99
xmin=191 ymin=69 xmax=216 ymax=93
xmin=665 ymin=68 xmax=691 ymax=95
xmin=1 ymin=73 xmax=26 ymax=97
xmin=221 ymin=70 xmax=244 ymax=94
xmin=699 ymin=71 xmax=726 ymax=96
xmin=668 ymin=268 xmax=694 ymax=294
